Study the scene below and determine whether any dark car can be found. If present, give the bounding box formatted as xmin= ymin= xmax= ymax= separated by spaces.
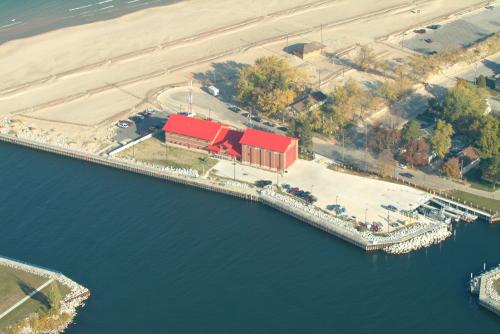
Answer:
xmin=277 ymin=126 xmax=288 ymax=132
xmin=427 ymin=24 xmax=441 ymax=30
xmin=399 ymin=172 xmax=415 ymax=179
xmin=288 ymin=187 xmax=299 ymax=194
xmin=385 ymin=205 xmax=398 ymax=212
xmin=424 ymin=38 xmax=433 ymax=44
xmin=255 ymin=180 xmax=272 ymax=188
xmin=414 ymin=29 xmax=426 ymax=34
xmin=252 ymin=117 xmax=262 ymax=123
xmin=228 ymin=106 xmax=241 ymax=113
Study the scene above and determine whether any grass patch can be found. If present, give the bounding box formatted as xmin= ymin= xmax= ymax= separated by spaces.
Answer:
xmin=0 ymin=267 xmax=69 ymax=331
xmin=494 ymin=277 xmax=500 ymax=296
xmin=449 ymin=190 xmax=500 ymax=213
xmin=463 ymin=168 xmax=496 ymax=192
xmin=118 ymin=137 xmax=217 ymax=174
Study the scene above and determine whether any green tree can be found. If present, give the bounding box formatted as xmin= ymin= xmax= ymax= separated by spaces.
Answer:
xmin=401 ymin=120 xmax=422 ymax=143
xmin=236 ymin=56 xmax=305 ymax=116
xmin=443 ymin=158 xmax=461 ymax=178
xmin=431 ymin=120 xmax=454 ymax=159
xmin=475 ymin=115 xmax=500 ymax=158
xmin=476 ymin=74 xmax=487 ymax=88
xmin=440 ymin=80 xmax=487 ymax=134
xmin=481 ymin=157 xmax=500 ymax=189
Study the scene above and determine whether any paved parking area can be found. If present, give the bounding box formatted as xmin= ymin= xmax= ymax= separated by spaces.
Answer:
xmin=213 ymin=158 xmax=431 ymax=231
xmin=404 ymin=6 xmax=500 ymax=54
xmin=114 ymin=109 xmax=171 ymax=144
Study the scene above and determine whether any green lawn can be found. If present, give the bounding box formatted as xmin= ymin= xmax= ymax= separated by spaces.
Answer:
xmin=449 ymin=190 xmax=500 ymax=213
xmin=0 ymin=266 xmax=69 ymax=331
xmin=118 ymin=137 xmax=217 ymax=174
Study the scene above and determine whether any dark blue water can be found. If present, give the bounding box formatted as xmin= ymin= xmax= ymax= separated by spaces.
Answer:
xmin=0 ymin=0 xmax=181 ymax=44
xmin=0 ymin=141 xmax=499 ymax=333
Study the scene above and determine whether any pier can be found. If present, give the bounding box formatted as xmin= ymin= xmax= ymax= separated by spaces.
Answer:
xmin=470 ymin=265 xmax=500 ymax=317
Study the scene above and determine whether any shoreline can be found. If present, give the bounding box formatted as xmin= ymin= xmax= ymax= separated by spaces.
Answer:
xmin=0 ymin=256 xmax=90 ymax=334
xmin=0 ymin=0 xmax=184 ymax=45
xmin=0 ymin=132 xmax=454 ymax=254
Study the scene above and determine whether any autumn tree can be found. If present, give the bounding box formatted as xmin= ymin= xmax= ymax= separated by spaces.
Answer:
xmin=404 ymin=137 xmax=429 ymax=166
xmin=431 ymin=120 xmax=454 ymax=159
xmin=368 ymin=124 xmax=401 ymax=154
xmin=236 ymin=56 xmax=305 ymax=116
xmin=442 ymin=158 xmax=461 ymax=178
xmin=355 ymin=45 xmax=378 ymax=72
xmin=378 ymin=149 xmax=396 ymax=177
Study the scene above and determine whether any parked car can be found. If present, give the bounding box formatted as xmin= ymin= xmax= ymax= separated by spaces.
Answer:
xmin=208 ymin=85 xmax=219 ymax=96
xmin=117 ymin=121 xmax=129 ymax=129
xmin=228 ymin=105 xmax=241 ymax=113
xmin=427 ymin=24 xmax=441 ymax=30
xmin=277 ymin=126 xmax=288 ymax=132
xmin=414 ymin=28 xmax=426 ymax=34
xmin=399 ymin=162 xmax=407 ymax=169
xmin=424 ymin=38 xmax=433 ymax=44
xmin=252 ymin=116 xmax=262 ymax=123
xmin=255 ymin=180 xmax=272 ymax=188
xmin=400 ymin=172 xmax=415 ymax=179
xmin=385 ymin=205 xmax=398 ymax=212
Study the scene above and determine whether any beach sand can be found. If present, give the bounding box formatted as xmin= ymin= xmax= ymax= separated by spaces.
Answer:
xmin=0 ymin=0 xmax=489 ymax=152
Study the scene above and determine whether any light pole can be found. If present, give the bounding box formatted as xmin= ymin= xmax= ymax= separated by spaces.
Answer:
xmin=233 ymin=161 xmax=236 ymax=180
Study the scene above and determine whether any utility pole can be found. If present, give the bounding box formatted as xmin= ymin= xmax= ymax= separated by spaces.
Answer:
xmin=188 ymin=75 xmax=193 ymax=115
xmin=233 ymin=161 xmax=236 ymax=180
xmin=318 ymin=69 xmax=321 ymax=89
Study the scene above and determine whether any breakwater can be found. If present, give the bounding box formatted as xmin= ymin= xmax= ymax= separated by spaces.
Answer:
xmin=0 ymin=256 xmax=89 ymax=333
xmin=0 ymin=132 xmax=451 ymax=254
xmin=472 ymin=266 xmax=500 ymax=317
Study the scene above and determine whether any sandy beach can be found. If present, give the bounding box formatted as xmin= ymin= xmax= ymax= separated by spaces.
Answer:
xmin=0 ymin=0 xmax=490 ymax=152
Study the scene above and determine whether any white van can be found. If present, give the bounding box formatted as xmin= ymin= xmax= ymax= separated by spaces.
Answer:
xmin=208 ymin=85 xmax=219 ymax=97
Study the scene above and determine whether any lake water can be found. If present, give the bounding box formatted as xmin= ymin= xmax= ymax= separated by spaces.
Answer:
xmin=0 ymin=0 xmax=181 ymax=44
xmin=0 ymin=142 xmax=499 ymax=333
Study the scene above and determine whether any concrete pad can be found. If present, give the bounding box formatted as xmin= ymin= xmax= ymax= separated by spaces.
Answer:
xmin=213 ymin=158 xmax=431 ymax=231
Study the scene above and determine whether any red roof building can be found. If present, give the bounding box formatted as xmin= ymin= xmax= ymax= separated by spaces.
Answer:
xmin=162 ymin=114 xmax=298 ymax=170
xmin=239 ymin=128 xmax=298 ymax=170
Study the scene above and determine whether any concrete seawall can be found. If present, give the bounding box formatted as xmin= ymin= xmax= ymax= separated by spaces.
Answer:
xmin=478 ymin=267 xmax=500 ymax=317
xmin=0 ymin=133 xmax=449 ymax=253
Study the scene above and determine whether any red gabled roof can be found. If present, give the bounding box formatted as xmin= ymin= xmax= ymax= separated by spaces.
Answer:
xmin=162 ymin=114 xmax=223 ymax=142
xmin=239 ymin=128 xmax=296 ymax=153
xmin=210 ymin=127 xmax=243 ymax=158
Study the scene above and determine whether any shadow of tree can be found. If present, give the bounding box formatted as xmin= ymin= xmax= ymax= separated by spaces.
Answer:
xmin=17 ymin=280 xmax=51 ymax=310
xmin=193 ymin=61 xmax=249 ymax=104
xmin=481 ymin=58 xmax=500 ymax=75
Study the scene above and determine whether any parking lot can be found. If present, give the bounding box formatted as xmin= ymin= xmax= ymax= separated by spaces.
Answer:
xmin=403 ymin=6 xmax=499 ymax=54
xmin=213 ymin=158 xmax=431 ymax=232
xmin=114 ymin=108 xmax=172 ymax=144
